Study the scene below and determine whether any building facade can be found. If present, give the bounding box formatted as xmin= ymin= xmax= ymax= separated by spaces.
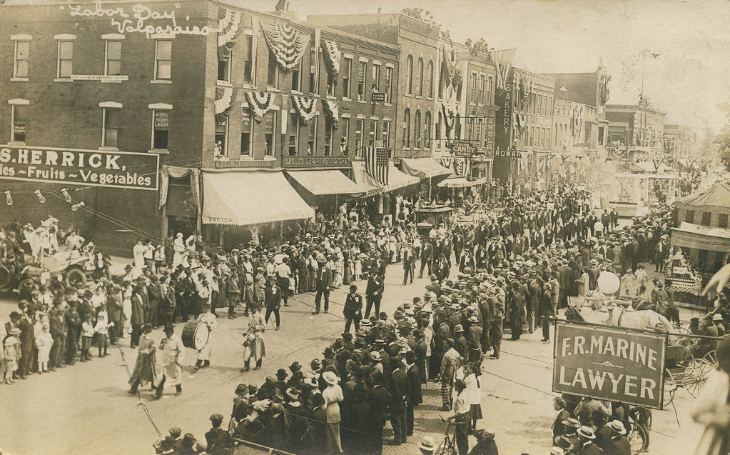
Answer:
xmin=664 ymin=124 xmax=697 ymax=160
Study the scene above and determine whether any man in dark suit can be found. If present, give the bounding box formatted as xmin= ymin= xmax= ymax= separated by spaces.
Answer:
xmin=147 ymin=274 xmax=162 ymax=328
xmin=365 ymin=269 xmax=384 ymax=319
xmin=367 ymin=373 xmax=392 ymax=455
xmin=48 ymin=301 xmax=67 ymax=370
xmin=405 ymin=351 xmax=422 ymax=437
xmin=204 ymin=414 xmax=231 ymax=455
xmin=64 ymin=301 xmax=81 ymax=365
xmin=343 ymin=284 xmax=363 ymax=333
xmin=552 ymin=397 xmax=571 ymax=445
xmin=159 ymin=274 xmax=177 ymax=326
xmin=402 ymin=244 xmax=415 ymax=285
xmin=18 ymin=310 xmax=34 ymax=378
xmin=388 ymin=358 xmax=410 ymax=445
xmin=130 ymin=284 xmax=147 ymax=348
xmin=313 ymin=256 xmax=332 ymax=315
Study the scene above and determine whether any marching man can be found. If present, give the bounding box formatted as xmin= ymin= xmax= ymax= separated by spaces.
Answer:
xmin=153 ymin=325 xmax=185 ymax=399
xmin=194 ymin=303 xmax=217 ymax=371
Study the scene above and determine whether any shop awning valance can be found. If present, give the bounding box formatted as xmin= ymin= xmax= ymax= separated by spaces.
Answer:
xmin=438 ymin=176 xmax=487 ymax=188
xmin=245 ymin=91 xmax=275 ymax=122
xmin=401 ymin=158 xmax=451 ymax=179
xmin=261 ymin=21 xmax=309 ymax=70
xmin=291 ymin=94 xmax=318 ymax=125
xmin=202 ymin=171 xmax=314 ymax=226
xmin=321 ymin=39 xmax=341 ymax=75
xmin=286 ymin=170 xmax=365 ymax=196
xmin=322 ymin=99 xmax=339 ymax=128
xmin=218 ymin=8 xmax=243 ymax=59
xmin=671 ymin=222 xmax=730 ymax=253
xmin=351 ymin=161 xmax=418 ymax=193
xmin=215 ymin=86 xmax=238 ymax=125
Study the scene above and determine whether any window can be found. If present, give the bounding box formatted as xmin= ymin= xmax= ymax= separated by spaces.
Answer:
xmin=416 ymin=58 xmax=423 ymax=97
xmin=531 ymin=93 xmax=536 ymax=114
xmin=598 ymin=126 xmax=605 ymax=145
xmin=372 ymin=63 xmax=381 ymax=95
xmin=554 ymin=124 xmax=558 ymax=146
xmin=102 ymin=107 xmax=120 ymax=149
xmin=326 ymin=71 xmax=335 ymax=96
xmin=719 ymin=214 xmax=729 ymax=229
xmin=455 ymin=113 xmax=461 ymax=139
xmin=685 ymin=210 xmax=695 ymax=224
xmin=414 ymin=110 xmax=421 ymax=148
xmin=105 ymin=40 xmax=122 ymax=76
xmin=369 ymin=120 xmax=378 ymax=147
xmin=424 ymin=111 xmax=432 ymax=148
xmin=264 ymin=111 xmax=276 ymax=155
xmin=155 ymin=40 xmax=172 ymax=80
xmin=292 ymin=59 xmax=302 ymax=92
xmin=702 ymin=212 xmax=712 ymax=226
xmin=529 ymin=126 xmax=534 ymax=147
xmin=470 ymin=72 xmax=477 ymax=103
xmin=537 ymin=95 xmax=542 ymax=116
xmin=479 ymin=75 xmax=485 ymax=104
xmin=403 ymin=108 xmax=411 ymax=148
xmin=382 ymin=120 xmax=391 ymax=149
xmin=218 ymin=53 xmax=231 ymax=83
xmin=322 ymin=117 xmax=334 ymax=156
xmin=355 ymin=119 xmax=364 ymax=156
xmin=427 ymin=60 xmax=434 ymax=98
xmin=342 ymin=57 xmax=352 ymax=98
xmin=406 ymin=55 xmax=413 ymax=95
xmin=357 ymin=61 xmax=367 ymax=101
xmin=241 ymin=112 xmax=253 ymax=156
xmin=341 ymin=118 xmax=350 ymax=154
xmin=309 ymin=46 xmax=319 ymax=94
xmin=288 ymin=113 xmax=299 ymax=156
xmin=436 ymin=112 xmax=441 ymax=142
xmin=307 ymin=117 xmax=318 ymax=155
xmin=475 ymin=118 xmax=481 ymax=145
xmin=487 ymin=76 xmax=493 ymax=104
xmin=215 ymin=123 xmax=227 ymax=157
xmin=152 ymin=110 xmax=169 ymax=150
xmin=243 ymin=34 xmax=254 ymax=84
xmin=384 ymin=66 xmax=393 ymax=103
xmin=57 ymin=40 xmax=74 ymax=79
xmin=13 ymin=39 xmax=30 ymax=79
xmin=267 ymin=52 xmax=279 ymax=88
xmin=10 ymin=104 xmax=28 ymax=143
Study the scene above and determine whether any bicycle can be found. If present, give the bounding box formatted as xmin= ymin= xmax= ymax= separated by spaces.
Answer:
xmin=627 ymin=407 xmax=650 ymax=454
xmin=436 ymin=416 xmax=458 ymax=455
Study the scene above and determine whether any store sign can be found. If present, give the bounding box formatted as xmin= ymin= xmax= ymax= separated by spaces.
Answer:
xmin=215 ymin=159 xmax=276 ymax=169
xmin=71 ymin=75 xmax=129 ymax=82
xmin=0 ymin=145 xmax=159 ymax=190
xmin=552 ymin=322 xmax=666 ymax=409
xmin=495 ymin=150 xmax=522 ymax=158
xmin=475 ymin=147 xmax=494 ymax=159
xmin=450 ymin=140 xmax=474 ymax=156
xmin=371 ymin=92 xmax=386 ymax=102
xmin=282 ymin=155 xmax=351 ymax=168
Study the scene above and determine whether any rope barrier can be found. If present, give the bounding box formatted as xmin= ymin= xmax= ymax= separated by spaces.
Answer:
xmin=115 ymin=342 xmax=163 ymax=439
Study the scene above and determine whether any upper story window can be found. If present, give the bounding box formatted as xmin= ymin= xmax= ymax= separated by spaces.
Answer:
xmin=154 ymin=39 xmax=172 ymax=81
xmin=267 ymin=52 xmax=279 ymax=89
xmin=309 ymin=45 xmax=319 ymax=94
xmin=149 ymin=103 xmax=172 ymax=151
xmin=384 ymin=66 xmax=394 ymax=103
xmin=342 ymin=57 xmax=352 ymax=99
xmin=100 ymin=102 xmax=123 ymax=149
xmin=406 ymin=55 xmax=413 ymax=95
xmin=243 ymin=33 xmax=254 ymax=84
xmin=102 ymin=35 xmax=124 ymax=76
xmin=9 ymin=99 xmax=29 ymax=143
xmin=479 ymin=75 xmax=485 ymax=104
xmin=416 ymin=57 xmax=424 ymax=97
xmin=470 ymin=72 xmax=477 ymax=103
xmin=403 ymin=108 xmax=411 ymax=148
xmin=357 ymin=61 xmax=367 ymax=101
xmin=12 ymin=36 xmax=31 ymax=80
xmin=218 ymin=53 xmax=231 ymax=83
xmin=427 ymin=60 xmax=434 ymax=98
xmin=55 ymin=35 xmax=76 ymax=80
xmin=292 ymin=59 xmax=302 ymax=92
xmin=372 ymin=63 xmax=381 ymax=95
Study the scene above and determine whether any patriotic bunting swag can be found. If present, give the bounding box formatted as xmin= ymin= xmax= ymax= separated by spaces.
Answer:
xmin=261 ymin=22 xmax=309 ymax=70
xmin=440 ymin=156 xmax=453 ymax=169
xmin=291 ymin=94 xmax=318 ymax=125
xmin=454 ymin=158 xmax=469 ymax=176
xmin=245 ymin=91 xmax=274 ymax=122
xmin=364 ymin=147 xmax=390 ymax=186
xmin=215 ymin=86 xmax=238 ymax=125
xmin=218 ymin=8 xmax=243 ymax=59
xmin=321 ymin=39 xmax=341 ymax=75
xmin=322 ymin=99 xmax=339 ymax=129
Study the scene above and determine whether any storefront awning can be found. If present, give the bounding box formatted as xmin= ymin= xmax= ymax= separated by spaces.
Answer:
xmin=437 ymin=176 xmax=487 ymax=188
xmin=286 ymin=170 xmax=365 ymax=196
xmin=351 ymin=161 xmax=419 ymax=193
xmin=401 ymin=158 xmax=451 ymax=179
xmin=671 ymin=222 xmax=730 ymax=253
xmin=202 ymin=171 xmax=314 ymax=226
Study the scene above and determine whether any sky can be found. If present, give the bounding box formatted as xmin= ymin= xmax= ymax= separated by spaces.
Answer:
xmin=237 ymin=0 xmax=730 ymax=138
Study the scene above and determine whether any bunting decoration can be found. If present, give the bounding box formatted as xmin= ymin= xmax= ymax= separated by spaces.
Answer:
xmin=561 ymin=155 xmax=569 ymax=164
xmin=215 ymin=86 xmax=239 ymax=125
xmin=291 ymin=94 xmax=318 ymax=125
xmin=321 ymin=99 xmax=339 ymax=129
xmin=441 ymin=103 xmax=456 ymax=139
xmin=245 ymin=91 xmax=275 ymax=122
xmin=490 ymin=48 xmax=515 ymax=92
xmin=364 ymin=147 xmax=389 ymax=186
xmin=589 ymin=156 xmax=597 ymax=165
xmin=441 ymin=46 xmax=456 ymax=87
xmin=261 ymin=21 xmax=310 ymax=70
xmin=454 ymin=158 xmax=469 ymax=176
xmin=321 ymin=39 xmax=341 ymax=75
xmin=440 ymin=156 xmax=453 ymax=169
xmin=218 ymin=8 xmax=244 ymax=60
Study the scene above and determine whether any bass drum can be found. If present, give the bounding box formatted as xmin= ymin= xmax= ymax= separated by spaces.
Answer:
xmin=181 ymin=320 xmax=209 ymax=350
xmin=0 ymin=264 xmax=11 ymax=291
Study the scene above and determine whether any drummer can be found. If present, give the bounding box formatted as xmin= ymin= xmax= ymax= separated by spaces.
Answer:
xmin=194 ymin=302 xmax=217 ymax=372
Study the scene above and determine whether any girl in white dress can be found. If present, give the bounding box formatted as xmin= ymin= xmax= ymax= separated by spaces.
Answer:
xmin=35 ymin=323 xmax=53 ymax=373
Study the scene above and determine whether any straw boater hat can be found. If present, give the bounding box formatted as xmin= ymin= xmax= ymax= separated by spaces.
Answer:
xmin=577 ymin=426 xmax=596 ymax=439
xmin=419 ymin=436 xmax=436 ymax=453
xmin=608 ymin=420 xmax=626 ymax=435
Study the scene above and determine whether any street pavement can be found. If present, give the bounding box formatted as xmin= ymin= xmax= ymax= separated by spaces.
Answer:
xmin=0 ymin=258 xmax=707 ymax=455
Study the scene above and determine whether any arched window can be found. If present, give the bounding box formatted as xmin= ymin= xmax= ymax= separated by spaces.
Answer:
xmin=414 ymin=110 xmax=422 ymax=148
xmin=406 ymin=55 xmax=413 ymax=95
xmin=403 ymin=108 xmax=411 ymax=147
xmin=424 ymin=111 xmax=432 ymax=148
xmin=417 ymin=57 xmax=424 ymax=97
xmin=427 ymin=60 xmax=434 ymax=98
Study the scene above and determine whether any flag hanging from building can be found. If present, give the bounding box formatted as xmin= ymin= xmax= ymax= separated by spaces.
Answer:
xmin=364 ymin=147 xmax=389 ymax=186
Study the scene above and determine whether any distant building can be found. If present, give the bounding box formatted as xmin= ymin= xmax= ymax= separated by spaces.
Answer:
xmin=664 ymin=124 xmax=697 ymax=160
xmin=606 ymin=99 xmax=666 ymax=162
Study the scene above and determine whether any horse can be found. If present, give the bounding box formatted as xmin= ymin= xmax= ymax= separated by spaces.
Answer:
xmin=634 ymin=299 xmax=680 ymax=326
xmin=564 ymin=304 xmax=675 ymax=334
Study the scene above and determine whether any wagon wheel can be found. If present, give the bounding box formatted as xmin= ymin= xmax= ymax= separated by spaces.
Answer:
xmin=703 ymin=350 xmax=718 ymax=368
xmin=628 ymin=422 xmax=649 ymax=454
xmin=66 ymin=267 xmax=87 ymax=290
xmin=663 ymin=368 xmax=677 ymax=408
xmin=684 ymin=358 xmax=713 ymax=397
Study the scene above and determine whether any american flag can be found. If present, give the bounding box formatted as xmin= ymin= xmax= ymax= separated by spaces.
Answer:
xmin=364 ymin=146 xmax=389 ymax=186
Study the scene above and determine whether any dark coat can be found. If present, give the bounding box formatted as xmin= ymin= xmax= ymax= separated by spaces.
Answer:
xmin=389 ymin=367 xmax=410 ymax=411
xmin=343 ymin=293 xmax=363 ymax=319
xmin=406 ymin=363 xmax=422 ymax=405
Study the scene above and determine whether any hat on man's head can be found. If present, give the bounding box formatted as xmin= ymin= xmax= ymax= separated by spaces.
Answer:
xmin=169 ymin=427 xmax=182 ymax=438
xmin=562 ymin=418 xmax=581 ymax=429
xmin=608 ymin=420 xmax=626 ymax=435
xmin=577 ymin=426 xmax=596 ymax=439
xmin=276 ymin=368 xmax=288 ymax=379
xmin=209 ymin=414 xmax=224 ymax=423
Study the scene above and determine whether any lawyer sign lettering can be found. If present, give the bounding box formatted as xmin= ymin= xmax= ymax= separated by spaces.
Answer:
xmin=552 ymin=322 xmax=666 ymax=409
xmin=0 ymin=146 xmax=159 ymax=191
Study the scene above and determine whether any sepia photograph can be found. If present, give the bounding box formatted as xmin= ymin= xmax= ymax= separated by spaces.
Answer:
xmin=0 ymin=0 xmax=729 ymax=454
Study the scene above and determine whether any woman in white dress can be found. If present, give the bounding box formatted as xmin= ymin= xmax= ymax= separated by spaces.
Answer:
xmin=172 ymin=233 xmax=185 ymax=268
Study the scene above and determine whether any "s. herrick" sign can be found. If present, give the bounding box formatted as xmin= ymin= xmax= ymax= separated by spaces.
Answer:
xmin=0 ymin=146 xmax=159 ymax=191
xmin=552 ymin=321 xmax=666 ymax=409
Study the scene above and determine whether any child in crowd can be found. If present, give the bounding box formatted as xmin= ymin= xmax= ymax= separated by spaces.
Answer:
xmin=94 ymin=308 xmax=113 ymax=357
xmin=3 ymin=328 xmax=21 ymax=384
xmin=81 ymin=313 xmax=95 ymax=361
xmin=35 ymin=323 xmax=54 ymax=373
